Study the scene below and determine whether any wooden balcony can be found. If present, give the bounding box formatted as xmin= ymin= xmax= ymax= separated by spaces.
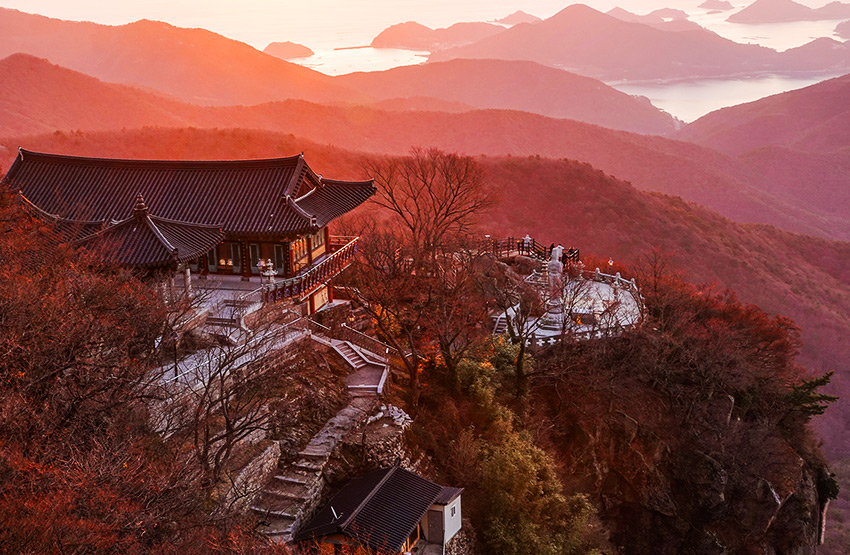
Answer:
xmin=261 ymin=236 xmax=359 ymax=303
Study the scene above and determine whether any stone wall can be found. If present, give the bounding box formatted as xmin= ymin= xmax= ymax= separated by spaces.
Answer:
xmin=221 ymin=441 xmax=281 ymax=513
xmin=445 ymin=522 xmax=477 ymax=555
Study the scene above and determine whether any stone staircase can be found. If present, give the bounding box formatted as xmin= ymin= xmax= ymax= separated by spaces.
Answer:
xmin=251 ymin=332 xmax=389 ymax=541
xmin=492 ymin=313 xmax=508 ymax=335
xmin=330 ymin=339 xmax=388 ymax=397
xmin=252 ymin=396 xmax=377 ymax=542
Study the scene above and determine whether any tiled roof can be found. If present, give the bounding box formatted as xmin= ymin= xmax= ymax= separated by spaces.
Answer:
xmin=295 ymin=466 xmax=448 ymax=553
xmin=74 ymin=194 xmax=224 ymax=267
xmin=298 ymin=178 xmax=378 ymax=228
xmin=3 ymin=149 xmax=375 ymax=237
xmin=433 ymin=486 xmax=464 ymax=505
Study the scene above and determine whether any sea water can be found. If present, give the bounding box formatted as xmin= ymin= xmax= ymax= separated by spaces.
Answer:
xmin=610 ymin=72 xmax=844 ymax=123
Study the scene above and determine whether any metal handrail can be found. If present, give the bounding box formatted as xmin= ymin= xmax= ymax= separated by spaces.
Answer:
xmin=161 ymin=315 xmax=308 ymax=386
xmin=339 ymin=323 xmax=396 ymax=357
xmin=482 ymin=236 xmax=579 ymax=263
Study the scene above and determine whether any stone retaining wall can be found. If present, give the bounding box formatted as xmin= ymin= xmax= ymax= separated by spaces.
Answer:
xmin=222 ymin=441 xmax=281 ymax=513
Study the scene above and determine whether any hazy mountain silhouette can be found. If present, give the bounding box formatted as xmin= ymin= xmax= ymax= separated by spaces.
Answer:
xmin=367 ymin=96 xmax=475 ymax=113
xmin=0 ymin=54 xmax=194 ymax=136
xmin=838 ymin=19 xmax=850 ymax=38
xmin=370 ymin=21 xmax=504 ymax=50
xmin=677 ymin=73 xmax=850 ymax=155
xmin=0 ymin=7 xmax=364 ymax=106
xmin=699 ymin=0 xmax=734 ymax=10
xmin=263 ymin=41 xmax=314 ymax=60
xmin=728 ymin=0 xmax=850 ymax=23
xmin=335 ymin=59 xmax=678 ymax=134
xmin=779 ymin=38 xmax=850 ymax=72
xmin=606 ymin=7 xmax=704 ymax=31
xmin=2 ymin=53 xmax=841 ymax=242
xmin=493 ymin=11 xmax=542 ymax=25
xmin=429 ymin=4 xmax=850 ymax=81
xmin=677 ymin=74 xmax=850 ymax=223
xmin=0 ymin=9 xmax=682 ymax=134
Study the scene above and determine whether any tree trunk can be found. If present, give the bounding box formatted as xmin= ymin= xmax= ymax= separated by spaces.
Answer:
xmin=515 ymin=340 xmax=528 ymax=398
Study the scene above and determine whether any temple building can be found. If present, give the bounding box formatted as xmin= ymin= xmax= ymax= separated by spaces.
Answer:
xmin=3 ymin=148 xmax=375 ymax=314
xmin=295 ymin=465 xmax=463 ymax=554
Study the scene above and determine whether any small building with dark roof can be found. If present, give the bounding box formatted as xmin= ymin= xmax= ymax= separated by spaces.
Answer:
xmin=295 ymin=465 xmax=463 ymax=554
xmin=3 ymin=149 xmax=376 ymax=314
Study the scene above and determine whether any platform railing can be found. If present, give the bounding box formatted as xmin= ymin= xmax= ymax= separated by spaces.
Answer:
xmin=260 ymin=236 xmax=359 ymax=304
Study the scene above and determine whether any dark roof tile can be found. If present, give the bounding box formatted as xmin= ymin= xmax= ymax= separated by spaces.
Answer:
xmin=4 ymin=149 xmax=374 ymax=237
xmin=296 ymin=466 xmax=450 ymax=553
xmin=74 ymin=207 xmax=224 ymax=267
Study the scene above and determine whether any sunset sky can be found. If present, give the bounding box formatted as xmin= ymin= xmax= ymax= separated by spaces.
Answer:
xmin=1 ymin=0 xmax=826 ymax=50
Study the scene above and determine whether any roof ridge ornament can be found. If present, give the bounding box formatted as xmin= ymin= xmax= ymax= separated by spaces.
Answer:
xmin=133 ymin=193 xmax=149 ymax=219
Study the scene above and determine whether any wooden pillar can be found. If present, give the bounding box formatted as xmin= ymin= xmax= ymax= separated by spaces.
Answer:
xmin=241 ymin=240 xmax=251 ymax=281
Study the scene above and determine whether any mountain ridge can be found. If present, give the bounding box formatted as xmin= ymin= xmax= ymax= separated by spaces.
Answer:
xmin=428 ymin=4 xmax=850 ymax=81
xmin=0 ymin=7 xmax=365 ymax=106
xmin=0 ymin=52 xmax=844 ymax=243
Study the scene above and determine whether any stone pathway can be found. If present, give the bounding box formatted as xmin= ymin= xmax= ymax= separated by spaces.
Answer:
xmin=252 ymin=395 xmax=377 ymax=541
xmin=251 ymin=335 xmax=390 ymax=541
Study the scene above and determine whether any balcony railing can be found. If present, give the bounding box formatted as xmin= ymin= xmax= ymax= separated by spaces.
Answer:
xmin=260 ymin=236 xmax=359 ymax=303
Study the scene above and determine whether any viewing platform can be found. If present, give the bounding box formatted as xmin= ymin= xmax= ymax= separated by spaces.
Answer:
xmin=484 ymin=236 xmax=642 ymax=344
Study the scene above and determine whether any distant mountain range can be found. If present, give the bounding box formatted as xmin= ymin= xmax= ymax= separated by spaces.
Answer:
xmin=606 ymin=7 xmax=704 ymax=32
xmin=0 ymin=9 xmax=678 ymax=135
xmin=428 ymin=4 xmax=850 ymax=81
xmin=679 ymin=74 xmax=850 ymax=156
xmin=677 ymin=73 xmax=850 ymax=225
xmin=335 ymin=59 xmax=678 ymax=135
xmin=0 ymin=7 xmax=362 ymax=107
xmin=493 ymin=10 xmax=542 ymax=25
xmin=728 ymin=0 xmax=850 ymax=23
xmin=1 ymin=53 xmax=844 ymax=244
xmin=370 ymin=21 xmax=503 ymax=50
xmin=699 ymin=0 xmax=734 ymax=10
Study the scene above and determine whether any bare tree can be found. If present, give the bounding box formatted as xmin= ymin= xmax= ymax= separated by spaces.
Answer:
xmin=364 ymin=147 xmax=495 ymax=256
xmin=424 ymin=243 xmax=492 ymax=383
xmin=344 ymin=149 xmax=496 ymax=406
xmin=343 ymin=228 xmax=434 ymax=407
xmin=158 ymin=307 xmax=303 ymax=489
xmin=480 ymin=258 xmax=548 ymax=397
xmin=555 ymin=273 xmax=596 ymax=340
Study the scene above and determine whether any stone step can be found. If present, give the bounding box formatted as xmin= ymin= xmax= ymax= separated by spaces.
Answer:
xmin=350 ymin=389 xmax=379 ymax=398
xmin=266 ymin=478 xmax=309 ymax=498
xmin=257 ymin=489 xmax=305 ymax=504
xmin=297 ymin=448 xmax=329 ymax=459
xmin=251 ymin=502 xmax=299 ymax=519
xmin=349 ymin=344 xmax=387 ymax=366
xmin=272 ymin=473 xmax=310 ymax=486
xmin=293 ymin=458 xmax=325 ymax=472
xmin=256 ymin=514 xmax=297 ymax=537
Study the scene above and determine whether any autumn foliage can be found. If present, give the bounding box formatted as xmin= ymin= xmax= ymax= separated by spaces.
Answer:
xmin=0 ymin=191 xmax=286 ymax=553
